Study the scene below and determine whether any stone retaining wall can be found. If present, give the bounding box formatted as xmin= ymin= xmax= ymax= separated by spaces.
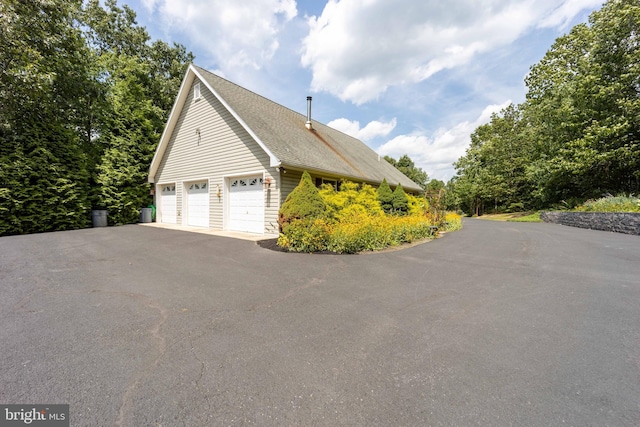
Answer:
xmin=540 ymin=212 xmax=640 ymax=236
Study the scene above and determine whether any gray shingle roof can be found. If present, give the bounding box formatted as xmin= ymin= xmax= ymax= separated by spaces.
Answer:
xmin=194 ymin=65 xmax=423 ymax=192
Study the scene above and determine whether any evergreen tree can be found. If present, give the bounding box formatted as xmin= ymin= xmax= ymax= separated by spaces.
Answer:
xmin=376 ymin=178 xmax=394 ymax=214
xmin=82 ymin=0 xmax=193 ymax=223
xmin=279 ymin=171 xmax=325 ymax=229
xmin=0 ymin=0 xmax=92 ymax=235
xmin=392 ymin=183 xmax=409 ymax=214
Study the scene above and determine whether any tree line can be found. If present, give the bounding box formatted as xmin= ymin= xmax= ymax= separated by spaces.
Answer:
xmin=0 ymin=0 xmax=193 ymax=235
xmin=451 ymin=0 xmax=639 ymax=215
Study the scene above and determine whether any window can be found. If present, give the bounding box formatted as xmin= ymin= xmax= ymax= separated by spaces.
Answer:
xmin=316 ymin=178 xmax=338 ymax=190
xmin=194 ymin=83 xmax=201 ymax=100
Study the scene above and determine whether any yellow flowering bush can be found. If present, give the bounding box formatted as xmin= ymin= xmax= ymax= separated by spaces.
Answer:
xmin=277 ymin=218 xmax=331 ymax=252
xmin=407 ymin=193 xmax=429 ymax=216
xmin=444 ymin=212 xmax=462 ymax=231
xmin=278 ymin=175 xmax=461 ymax=253
xmin=320 ymin=182 xmax=383 ymax=220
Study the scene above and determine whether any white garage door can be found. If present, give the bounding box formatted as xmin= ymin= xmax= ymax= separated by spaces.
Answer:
xmin=229 ymin=176 xmax=264 ymax=234
xmin=159 ymin=184 xmax=176 ymax=224
xmin=186 ymin=181 xmax=209 ymax=227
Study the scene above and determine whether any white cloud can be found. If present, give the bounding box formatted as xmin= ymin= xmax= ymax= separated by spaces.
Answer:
xmin=301 ymin=0 xmax=600 ymax=105
xmin=147 ymin=0 xmax=297 ymax=72
xmin=378 ymin=101 xmax=511 ymax=181
xmin=539 ymin=0 xmax=604 ymax=29
xmin=327 ymin=118 xmax=397 ymax=141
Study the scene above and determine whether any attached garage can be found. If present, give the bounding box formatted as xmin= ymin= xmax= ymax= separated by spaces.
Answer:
xmin=186 ymin=181 xmax=209 ymax=227
xmin=228 ymin=176 xmax=264 ymax=234
xmin=159 ymin=184 xmax=176 ymax=224
xmin=148 ymin=65 xmax=423 ymax=236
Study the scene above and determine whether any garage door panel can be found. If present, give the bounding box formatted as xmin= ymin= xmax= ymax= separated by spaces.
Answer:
xmin=228 ymin=176 xmax=264 ymax=234
xmin=229 ymin=204 xmax=263 ymax=215
xmin=187 ymin=181 xmax=209 ymax=227
xmin=160 ymin=184 xmax=177 ymax=224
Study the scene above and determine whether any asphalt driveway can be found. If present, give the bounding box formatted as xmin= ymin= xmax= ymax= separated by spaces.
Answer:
xmin=1 ymin=220 xmax=639 ymax=426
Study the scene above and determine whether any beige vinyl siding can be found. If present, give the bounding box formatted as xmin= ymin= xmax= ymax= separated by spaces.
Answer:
xmin=280 ymin=170 xmax=303 ymax=204
xmin=155 ymin=78 xmax=280 ymax=233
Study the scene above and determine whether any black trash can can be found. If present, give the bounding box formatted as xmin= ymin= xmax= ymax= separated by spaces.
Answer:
xmin=91 ymin=210 xmax=108 ymax=227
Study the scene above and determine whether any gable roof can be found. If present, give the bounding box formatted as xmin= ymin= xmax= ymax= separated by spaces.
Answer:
xmin=149 ymin=64 xmax=423 ymax=192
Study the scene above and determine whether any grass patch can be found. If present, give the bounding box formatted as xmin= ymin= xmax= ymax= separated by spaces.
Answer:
xmin=477 ymin=212 xmax=542 ymax=222
xmin=508 ymin=212 xmax=542 ymax=222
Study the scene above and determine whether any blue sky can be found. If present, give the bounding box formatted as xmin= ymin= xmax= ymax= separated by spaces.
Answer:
xmin=127 ymin=0 xmax=604 ymax=181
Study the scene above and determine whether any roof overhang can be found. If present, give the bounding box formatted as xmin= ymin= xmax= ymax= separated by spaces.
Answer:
xmin=280 ymin=164 xmax=423 ymax=193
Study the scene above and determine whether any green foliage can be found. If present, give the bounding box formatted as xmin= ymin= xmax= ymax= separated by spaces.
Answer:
xmin=576 ymin=195 xmax=640 ymax=212
xmin=278 ymin=211 xmax=438 ymax=254
xmin=444 ymin=212 xmax=463 ymax=230
xmin=0 ymin=0 xmax=91 ymax=235
xmin=277 ymin=218 xmax=331 ymax=253
xmin=376 ymin=178 xmax=394 ymax=214
xmin=407 ymin=194 xmax=428 ymax=216
xmin=391 ymin=183 xmax=408 ymax=214
xmin=0 ymin=0 xmax=193 ymax=235
xmin=84 ymin=0 xmax=192 ymax=223
xmin=452 ymin=0 xmax=640 ymax=215
xmin=321 ymin=181 xmax=383 ymax=220
xmin=279 ymin=171 xmax=326 ymax=228
xmin=277 ymin=177 xmax=446 ymax=253
xmin=384 ymin=154 xmax=429 ymax=189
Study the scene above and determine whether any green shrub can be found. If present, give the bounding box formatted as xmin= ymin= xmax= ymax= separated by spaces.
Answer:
xmin=407 ymin=193 xmax=429 ymax=216
xmin=320 ymin=181 xmax=383 ymax=221
xmin=277 ymin=218 xmax=331 ymax=252
xmin=576 ymin=194 xmax=640 ymax=212
xmin=444 ymin=212 xmax=463 ymax=230
xmin=278 ymin=171 xmax=325 ymax=229
xmin=376 ymin=178 xmax=394 ymax=214
xmin=392 ymin=183 xmax=408 ymax=214
xmin=278 ymin=177 xmax=452 ymax=253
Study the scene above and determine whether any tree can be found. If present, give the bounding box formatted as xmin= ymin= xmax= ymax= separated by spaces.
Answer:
xmin=376 ymin=178 xmax=394 ymax=214
xmin=279 ymin=171 xmax=326 ymax=229
xmin=384 ymin=154 xmax=429 ymax=189
xmin=0 ymin=0 xmax=193 ymax=234
xmin=82 ymin=0 xmax=193 ymax=223
xmin=391 ymin=183 xmax=408 ymax=214
xmin=0 ymin=0 xmax=92 ymax=235
xmin=524 ymin=0 xmax=640 ymax=201
xmin=454 ymin=0 xmax=640 ymax=211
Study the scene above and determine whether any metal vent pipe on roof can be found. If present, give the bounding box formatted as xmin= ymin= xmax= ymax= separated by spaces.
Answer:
xmin=306 ymin=96 xmax=313 ymax=130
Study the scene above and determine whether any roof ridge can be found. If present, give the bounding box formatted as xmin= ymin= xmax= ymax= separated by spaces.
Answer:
xmin=191 ymin=64 xmax=366 ymax=143
xmin=192 ymin=64 xmax=311 ymax=122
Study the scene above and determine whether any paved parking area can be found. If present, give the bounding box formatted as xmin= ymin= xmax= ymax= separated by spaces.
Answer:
xmin=1 ymin=221 xmax=639 ymax=426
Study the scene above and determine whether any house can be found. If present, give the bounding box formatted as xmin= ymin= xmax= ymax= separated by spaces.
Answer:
xmin=148 ymin=64 xmax=422 ymax=235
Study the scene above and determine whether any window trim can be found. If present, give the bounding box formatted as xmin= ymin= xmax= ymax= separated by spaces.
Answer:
xmin=194 ymin=82 xmax=201 ymax=100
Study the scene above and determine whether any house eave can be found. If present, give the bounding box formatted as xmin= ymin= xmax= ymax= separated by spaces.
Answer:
xmin=280 ymin=163 xmax=423 ymax=193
